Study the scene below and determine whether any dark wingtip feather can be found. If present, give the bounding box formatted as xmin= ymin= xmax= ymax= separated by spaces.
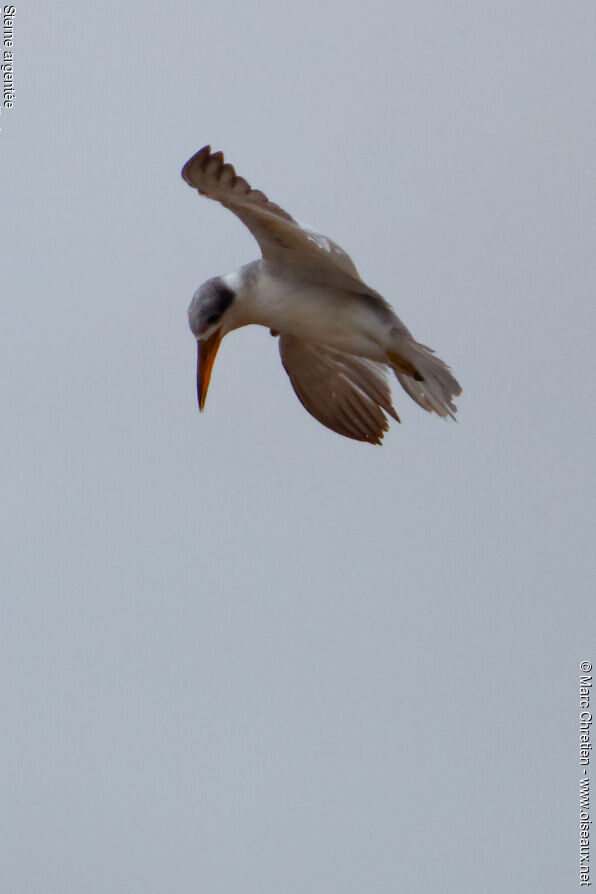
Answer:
xmin=181 ymin=144 xmax=212 ymax=184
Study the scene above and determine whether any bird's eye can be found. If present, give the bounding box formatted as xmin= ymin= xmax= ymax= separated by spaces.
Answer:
xmin=206 ymin=313 xmax=220 ymax=326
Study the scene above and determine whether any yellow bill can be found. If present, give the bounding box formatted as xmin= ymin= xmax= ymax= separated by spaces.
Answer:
xmin=197 ymin=329 xmax=223 ymax=411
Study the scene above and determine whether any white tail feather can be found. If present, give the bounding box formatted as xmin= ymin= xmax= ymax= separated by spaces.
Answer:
xmin=392 ymin=340 xmax=461 ymax=419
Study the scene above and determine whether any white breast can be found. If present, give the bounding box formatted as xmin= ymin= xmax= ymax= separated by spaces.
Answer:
xmin=224 ymin=267 xmax=389 ymax=361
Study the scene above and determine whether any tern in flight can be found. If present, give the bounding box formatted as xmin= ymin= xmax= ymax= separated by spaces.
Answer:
xmin=182 ymin=146 xmax=461 ymax=444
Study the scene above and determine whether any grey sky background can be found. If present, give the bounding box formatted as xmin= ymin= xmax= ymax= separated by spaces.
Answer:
xmin=1 ymin=2 xmax=595 ymax=892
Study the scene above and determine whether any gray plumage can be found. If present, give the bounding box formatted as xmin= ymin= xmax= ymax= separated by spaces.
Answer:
xmin=182 ymin=145 xmax=461 ymax=443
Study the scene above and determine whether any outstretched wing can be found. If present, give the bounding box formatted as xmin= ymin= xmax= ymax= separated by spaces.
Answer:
xmin=181 ymin=146 xmax=366 ymax=290
xmin=279 ymin=334 xmax=400 ymax=444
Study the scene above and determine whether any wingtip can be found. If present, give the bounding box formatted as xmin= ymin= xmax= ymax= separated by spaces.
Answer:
xmin=181 ymin=144 xmax=213 ymax=184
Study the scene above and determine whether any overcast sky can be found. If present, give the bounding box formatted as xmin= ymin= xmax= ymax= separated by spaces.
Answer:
xmin=1 ymin=2 xmax=595 ymax=892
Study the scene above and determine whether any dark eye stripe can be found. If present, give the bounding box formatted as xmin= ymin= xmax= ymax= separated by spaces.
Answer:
xmin=216 ymin=285 xmax=234 ymax=314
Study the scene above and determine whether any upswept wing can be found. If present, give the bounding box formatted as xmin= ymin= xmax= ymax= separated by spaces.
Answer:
xmin=181 ymin=146 xmax=366 ymax=290
xmin=279 ymin=334 xmax=400 ymax=444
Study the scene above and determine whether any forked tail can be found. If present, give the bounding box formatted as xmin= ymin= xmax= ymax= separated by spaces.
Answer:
xmin=387 ymin=338 xmax=461 ymax=419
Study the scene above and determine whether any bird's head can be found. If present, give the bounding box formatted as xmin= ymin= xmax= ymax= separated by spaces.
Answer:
xmin=188 ymin=277 xmax=235 ymax=410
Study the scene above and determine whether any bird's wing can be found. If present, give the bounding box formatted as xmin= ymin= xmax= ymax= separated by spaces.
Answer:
xmin=181 ymin=146 xmax=368 ymax=291
xmin=278 ymin=334 xmax=400 ymax=444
